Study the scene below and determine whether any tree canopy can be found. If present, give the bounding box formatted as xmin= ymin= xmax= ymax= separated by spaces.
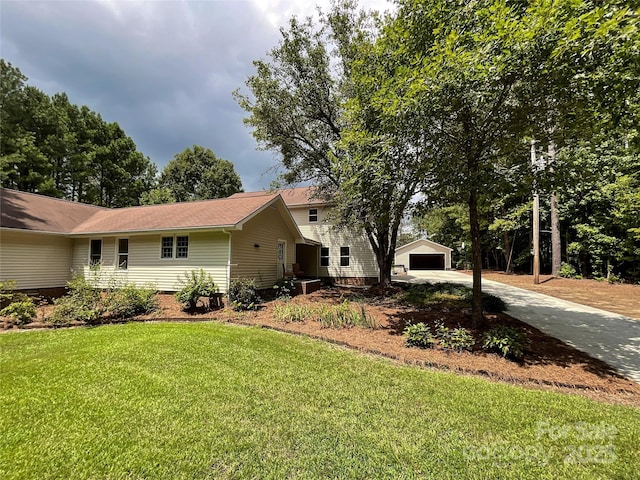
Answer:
xmin=158 ymin=145 xmax=243 ymax=202
xmin=238 ymin=0 xmax=639 ymax=324
xmin=0 ymin=60 xmax=156 ymax=207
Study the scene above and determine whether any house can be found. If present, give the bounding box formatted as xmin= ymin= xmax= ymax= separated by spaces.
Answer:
xmin=394 ymin=238 xmax=453 ymax=272
xmin=0 ymin=188 xmax=304 ymax=294
xmin=230 ymin=187 xmax=379 ymax=285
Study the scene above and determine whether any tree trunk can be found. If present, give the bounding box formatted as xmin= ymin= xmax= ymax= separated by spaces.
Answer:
xmin=550 ymin=192 xmax=561 ymax=276
xmin=469 ymin=189 xmax=483 ymax=328
xmin=377 ymin=251 xmax=394 ymax=288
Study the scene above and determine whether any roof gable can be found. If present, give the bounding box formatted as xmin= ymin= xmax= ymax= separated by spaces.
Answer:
xmin=395 ymin=238 xmax=453 ymax=254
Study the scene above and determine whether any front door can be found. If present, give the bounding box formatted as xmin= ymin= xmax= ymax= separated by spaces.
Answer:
xmin=277 ymin=241 xmax=286 ymax=279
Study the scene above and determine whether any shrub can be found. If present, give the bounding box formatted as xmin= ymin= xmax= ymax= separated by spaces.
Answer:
xmin=558 ymin=262 xmax=577 ymax=279
xmin=228 ymin=278 xmax=260 ymax=311
xmin=175 ymin=269 xmax=217 ymax=310
xmin=0 ymin=280 xmax=37 ymax=325
xmin=0 ymin=280 xmax=18 ymax=308
xmin=48 ymin=276 xmax=102 ymax=325
xmin=404 ymin=323 xmax=435 ymax=348
xmin=433 ymin=321 xmax=475 ymax=351
xmin=0 ymin=300 xmax=37 ymax=325
xmin=482 ymin=325 xmax=530 ymax=360
xmin=104 ymin=284 xmax=158 ymax=318
xmin=441 ymin=327 xmax=476 ymax=351
xmin=273 ymin=278 xmax=296 ymax=300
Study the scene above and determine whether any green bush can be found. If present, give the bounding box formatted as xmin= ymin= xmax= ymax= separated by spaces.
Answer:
xmin=0 ymin=280 xmax=37 ymax=325
xmin=441 ymin=327 xmax=476 ymax=351
xmin=48 ymin=276 xmax=102 ymax=326
xmin=0 ymin=300 xmax=37 ymax=325
xmin=482 ymin=325 xmax=530 ymax=360
xmin=228 ymin=278 xmax=261 ymax=311
xmin=272 ymin=278 xmax=296 ymax=300
xmin=558 ymin=262 xmax=578 ymax=279
xmin=104 ymin=284 xmax=158 ymax=318
xmin=175 ymin=269 xmax=217 ymax=311
xmin=404 ymin=323 xmax=435 ymax=349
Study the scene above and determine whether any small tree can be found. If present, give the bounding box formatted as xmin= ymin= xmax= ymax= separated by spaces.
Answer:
xmin=175 ymin=269 xmax=217 ymax=311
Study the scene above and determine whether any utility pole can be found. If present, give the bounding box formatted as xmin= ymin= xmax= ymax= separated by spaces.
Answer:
xmin=531 ymin=139 xmax=540 ymax=285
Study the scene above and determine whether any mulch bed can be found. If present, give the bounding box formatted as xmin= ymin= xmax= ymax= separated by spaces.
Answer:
xmin=4 ymin=288 xmax=640 ymax=406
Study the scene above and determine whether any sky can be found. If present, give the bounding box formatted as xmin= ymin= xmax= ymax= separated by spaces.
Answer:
xmin=1 ymin=0 xmax=393 ymax=192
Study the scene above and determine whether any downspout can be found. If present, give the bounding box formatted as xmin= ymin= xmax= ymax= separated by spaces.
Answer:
xmin=223 ymin=229 xmax=232 ymax=294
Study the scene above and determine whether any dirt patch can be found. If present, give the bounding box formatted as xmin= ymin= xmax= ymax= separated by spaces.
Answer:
xmin=463 ymin=271 xmax=640 ymax=320
xmin=4 ymin=290 xmax=639 ymax=406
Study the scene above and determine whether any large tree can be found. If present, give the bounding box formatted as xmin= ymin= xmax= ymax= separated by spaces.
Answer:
xmin=158 ymin=145 xmax=243 ymax=202
xmin=378 ymin=0 xmax=638 ymax=325
xmin=235 ymin=1 xmax=432 ymax=287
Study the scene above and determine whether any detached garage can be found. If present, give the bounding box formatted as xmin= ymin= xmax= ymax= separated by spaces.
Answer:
xmin=395 ymin=239 xmax=453 ymax=271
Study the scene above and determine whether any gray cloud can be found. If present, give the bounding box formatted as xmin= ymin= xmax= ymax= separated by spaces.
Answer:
xmin=1 ymin=0 xmax=283 ymax=191
xmin=0 ymin=0 xmax=392 ymax=192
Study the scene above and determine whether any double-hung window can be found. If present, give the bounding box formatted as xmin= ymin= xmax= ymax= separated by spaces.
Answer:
xmin=161 ymin=235 xmax=189 ymax=259
xmin=309 ymin=208 xmax=318 ymax=223
xmin=161 ymin=236 xmax=174 ymax=259
xmin=118 ymin=239 xmax=129 ymax=269
xmin=90 ymin=239 xmax=102 ymax=265
xmin=320 ymin=247 xmax=329 ymax=267
xmin=340 ymin=246 xmax=350 ymax=267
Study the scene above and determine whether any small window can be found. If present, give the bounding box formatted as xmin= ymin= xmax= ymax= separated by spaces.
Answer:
xmin=320 ymin=247 xmax=329 ymax=267
xmin=176 ymin=236 xmax=189 ymax=259
xmin=118 ymin=238 xmax=129 ymax=269
xmin=161 ymin=236 xmax=174 ymax=259
xmin=309 ymin=208 xmax=318 ymax=222
xmin=340 ymin=246 xmax=350 ymax=267
xmin=90 ymin=239 xmax=102 ymax=265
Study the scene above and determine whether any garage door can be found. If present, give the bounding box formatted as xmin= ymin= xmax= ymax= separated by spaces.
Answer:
xmin=409 ymin=254 xmax=445 ymax=270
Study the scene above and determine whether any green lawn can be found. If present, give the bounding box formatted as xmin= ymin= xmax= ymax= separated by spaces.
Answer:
xmin=1 ymin=323 xmax=638 ymax=479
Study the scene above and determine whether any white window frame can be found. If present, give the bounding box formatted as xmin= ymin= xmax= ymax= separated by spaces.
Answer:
xmin=160 ymin=234 xmax=189 ymax=260
xmin=340 ymin=246 xmax=350 ymax=267
xmin=309 ymin=208 xmax=318 ymax=223
xmin=320 ymin=247 xmax=329 ymax=267
xmin=89 ymin=238 xmax=102 ymax=266
xmin=117 ymin=238 xmax=129 ymax=270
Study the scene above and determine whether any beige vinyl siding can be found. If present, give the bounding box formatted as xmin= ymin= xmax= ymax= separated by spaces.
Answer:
xmin=289 ymin=206 xmax=378 ymax=279
xmin=0 ymin=230 xmax=73 ymax=289
xmin=72 ymin=231 xmax=230 ymax=292
xmin=230 ymin=206 xmax=296 ymax=289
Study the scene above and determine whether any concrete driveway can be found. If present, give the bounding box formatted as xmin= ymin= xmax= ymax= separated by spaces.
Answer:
xmin=396 ymin=270 xmax=640 ymax=383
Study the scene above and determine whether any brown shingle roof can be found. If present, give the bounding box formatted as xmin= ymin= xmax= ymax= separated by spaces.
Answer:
xmin=1 ymin=188 xmax=282 ymax=235
xmin=229 ymin=186 xmax=327 ymax=207
xmin=70 ymin=194 xmax=281 ymax=234
xmin=1 ymin=188 xmax=105 ymax=233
